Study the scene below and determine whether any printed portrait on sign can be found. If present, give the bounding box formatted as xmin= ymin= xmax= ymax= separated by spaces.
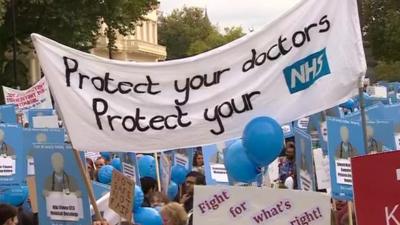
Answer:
xmin=335 ymin=126 xmax=358 ymax=159
xmin=0 ymin=129 xmax=16 ymax=158
xmin=43 ymin=153 xmax=80 ymax=196
xmin=27 ymin=133 xmax=48 ymax=176
xmin=366 ymin=126 xmax=383 ymax=155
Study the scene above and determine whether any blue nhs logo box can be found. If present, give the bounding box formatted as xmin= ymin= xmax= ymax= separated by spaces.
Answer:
xmin=283 ymin=48 xmax=331 ymax=94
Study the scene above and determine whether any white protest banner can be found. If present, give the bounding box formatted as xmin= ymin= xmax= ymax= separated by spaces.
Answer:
xmin=313 ymin=148 xmax=331 ymax=190
xmin=32 ymin=0 xmax=365 ymax=152
xmin=194 ymin=186 xmax=330 ymax=225
xmin=45 ymin=192 xmax=83 ymax=221
xmin=2 ymin=77 xmax=53 ymax=111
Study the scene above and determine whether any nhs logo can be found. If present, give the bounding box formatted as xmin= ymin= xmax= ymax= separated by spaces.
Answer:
xmin=283 ymin=48 xmax=331 ymax=94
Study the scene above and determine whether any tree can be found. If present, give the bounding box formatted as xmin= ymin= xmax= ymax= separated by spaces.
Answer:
xmin=98 ymin=0 xmax=157 ymax=59
xmin=375 ymin=61 xmax=400 ymax=82
xmin=158 ymin=7 xmax=244 ymax=60
xmin=0 ymin=0 xmax=5 ymax=26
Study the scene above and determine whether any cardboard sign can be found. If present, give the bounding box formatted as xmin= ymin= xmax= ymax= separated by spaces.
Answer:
xmin=352 ymin=151 xmax=400 ymax=225
xmin=193 ymin=186 xmax=331 ymax=225
xmin=109 ymin=170 xmax=134 ymax=221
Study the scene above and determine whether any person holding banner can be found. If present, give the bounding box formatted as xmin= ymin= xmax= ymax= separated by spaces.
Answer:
xmin=335 ymin=126 xmax=358 ymax=159
xmin=43 ymin=153 xmax=80 ymax=196
xmin=0 ymin=129 xmax=15 ymax=158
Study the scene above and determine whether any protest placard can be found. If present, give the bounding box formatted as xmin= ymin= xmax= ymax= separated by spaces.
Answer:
xmin=32 ymin=0 xmax=365 ymax=152
xmin=295 ymin=128 xmax=315 ymax=191
xmin=0 ymin=104 xmax=17 ymax=124
xmin=109 ymin=170 xmax=134 ymax=221
xmin=313 ymin=148 xmax=330 ymax=190
xmin=118 ymin=152 xmax=140 ymax=185
xmin=0 ymin=124 xmax=24 ymax=185
xmin=203 ymin=143 xmax=229 ymax=185
xmin=27 ymin=108 xmax=53 ymax=128
xmin=32 ymin=144 xmax=91 ymax=225
xmin=352 ymin=151 xmax=400 ymax=225
xmin=327 ymin=117 xmax=365 ymax=200
xmin=193 ymin=186 xmax=331 ymax=225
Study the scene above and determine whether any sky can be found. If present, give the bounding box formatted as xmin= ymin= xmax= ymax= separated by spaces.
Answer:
xmin=158 ymin=0 xmax=300 ymax=32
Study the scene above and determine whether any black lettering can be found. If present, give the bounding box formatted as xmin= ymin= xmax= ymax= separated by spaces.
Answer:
xmin=278 ymin=35 xmax=292 ymax=55
xmin=78 ymin=73 xmax=89 ymax=89
xmin=91 ymin=77 xmax=104 ymax=91
xmin=190 ymin=75 xmax=204 ymax=90
xmin=174 ymin=78 xmax=190 ymax=106
xmin=134 ymin=108 xmax=150 ymax=132
xmin=107 ymin=115 xmax=122 ymax=131
xmin=245 ymin=91 xmax=261 ymax=110
xmin=255 ymin=52 xmax=267 ymax=66
xmin=232 ymin=95 xmax=248 ymax=113
xmin=218 ymin=102 xmax=233 ymax=118
xmin=92 ymin=98 xmax=108 ymax=130
xmin=319 ymin=15 xmax=330 ymax=33
xmin=122 ymin=116 xmax=136 ymax=131
xmin=146 ymin=75 xmax=161 ymax=95
xmin=292 ymin=31 xmax=306 ymax=48
xmin=104 ymin=73 xmax=118 ymax=94
xmin=149 ymin=115 xmax=165 ymax=130
xmin=267 ymin=44 xmax=280 ymax=60
xmin=176 ymin=106 xmax=191 ymax=128
xmin=242 ymin=49 xmax=257 ymax=72
xmin=133 ymin=83 xmax=147 ymax=94
xmin=63 ymin=56 xmax=78 ymax=87
xmin=304 ymin=23 xmax=318 ymax=41
xmin=118 ymin=82 xmax=133 ymax=94
xmin=204 ymin=106 xmax=224 ymax=135
xmin=165 ymin=115 xmax=178 ymax=129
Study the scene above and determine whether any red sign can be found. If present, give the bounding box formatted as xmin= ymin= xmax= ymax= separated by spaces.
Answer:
xmin=352 ymin=151 xmax=400 ymax=225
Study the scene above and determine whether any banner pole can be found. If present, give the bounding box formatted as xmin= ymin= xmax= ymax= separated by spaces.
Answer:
xmin=72 ymin=147 xmax=102 ymax=221
xmin=154 ymin=152 xmax=162 ymax=192
xmin=348 ymin=201 xmax=354 ymax=225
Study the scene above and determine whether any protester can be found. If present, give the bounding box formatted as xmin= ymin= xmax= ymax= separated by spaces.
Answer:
xmin=160 ymin=202 xmax=188 ymax=225
xmin=149 ymin=191 xmax=169 ymax=209
xmin=191 ymin=149 xmax=204 ymax=174
xmin=92 ymin=220 xmax=110 ymax=225
xmin=180 ymin=171 xmax=206 ymax=213
xmin=0 ymin=204 xmax=18 ymax=225
xmin=86 ymin=158 xmax=95 ymax=180
xmin=16 ymin=206 xmax=35 ymax=225
xmin=277 ymin=142 xmax=297 ymax=189
xmin=140 ymin=177 xmax=158 ymax=207
xmin=95 ymin=157 xmax=106 ymax=170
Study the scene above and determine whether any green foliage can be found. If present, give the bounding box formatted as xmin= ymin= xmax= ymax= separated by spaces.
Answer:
xmin=0 ymin=0 xmax=6 ymax=26
xmin=364 ymin=0 xmax=400 ymax=62
xmin=158 ymin=7 xmax=244 ymax=59
xmin=375 ymin=61 xmax=400 ymax=82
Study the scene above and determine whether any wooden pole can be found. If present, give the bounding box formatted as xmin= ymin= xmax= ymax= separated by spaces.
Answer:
xmin=154 ymin=152 xmax=162 ymax=192
xmin=72 ymin=147 xmax=102 ymax=221
xmin=348 ymin=201 xmax=354 ymax=225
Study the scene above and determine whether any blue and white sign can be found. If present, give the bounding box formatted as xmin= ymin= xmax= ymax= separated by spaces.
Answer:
xmin=23 ymin=128 xmax=65 ymax=175
xmin=0 ymin=124 xmax=24 ymax=185
xmin=92 ymin=181 xmax=110 ymax=200
xmin=0 ymin=105 xmax=17 ymax=124
xmin=327 ymin=117 xmax=365 ymax=200
xmin=294 ymin=128 xmax=315 ymax=191
xmin=203 ymin=143 xmax=229 ymax=185
xmin=27 ymin=108 xmax=54 ymax=128
xmin=118 ymin=152 xmax=140 ymax=185
xmin=32 ymin=144 xmax=91 ymax=225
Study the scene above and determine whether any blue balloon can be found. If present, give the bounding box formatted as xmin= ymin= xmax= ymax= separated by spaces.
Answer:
xmin=134 ymin=207 xmax=162 ymax=225
xmin=224 ymin=140 xmax=259 ymax=183
xmin=98 ymin=165 xmax=114 ymax=184
xmin=339 ymin=99 xmax=355 ymax=110
xmin=242 ymin=116 xmax=284 ymax=166
xmin=100 ymin=152 xmax=111 ymax=161
xmin=133 ymin=185 xmax=144 ymax=211
xmin=171 ymin=165 xmax=188 ymax=185
xmin=138 ymin=155 xmax=157 ymax=179
xmin=111 ymin=158 xmax=122 ymax=171
xmin=0 ymin=185 xmax=29 ymax=206
xmin=167 ymin=181 xmax=178 ymax=200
